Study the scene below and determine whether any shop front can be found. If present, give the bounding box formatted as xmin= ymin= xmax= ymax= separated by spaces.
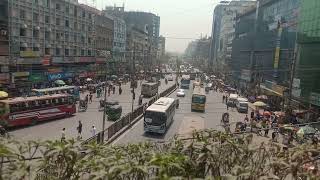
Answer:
xmin=10 ymin=72 xmax=31 ymax=96
xmin=260 ymin=81 xmax=286 ymax=111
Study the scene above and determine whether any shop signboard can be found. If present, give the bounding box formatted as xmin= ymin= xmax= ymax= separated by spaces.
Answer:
xmin=29 ymin=74 xmax=45 ymax=82
xmin=310 ymin=92 xmax=320 ymax=107
xmin=96 ymin=57 xmax=107 ymax=64
xmin=78 ymin=57 xmax=95 ymax=63
xmin=20 ymin=51 xmax=40 ymax=58
xmin=17 ymin=58 xmax=41 ymax=65
xmin=12 ymin=72 xmax=30 ymax=77
xmin=42 ymin=55 xmax=51 ymax=66
xmin=47 ymin=68 xmax=62 ymax=73
xmin=48 ymin=72 xmax=74 ymax=81
xmin=52 ymin=57 xmax=63 ymax=63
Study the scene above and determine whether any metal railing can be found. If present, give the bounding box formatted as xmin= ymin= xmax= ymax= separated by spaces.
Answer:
xmin=81 ymin=84 xmax=177 ymax=145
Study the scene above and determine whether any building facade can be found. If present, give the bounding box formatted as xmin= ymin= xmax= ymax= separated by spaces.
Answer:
xmin=1 ymin=0 xmax=117 ymax=95
xmin=0 ymin=0 xmax=9 ymax=87
xmin=157 ymin=36 xmax=165 ymax=63
xmin=210 ymin=0 xmax=256 ymax=73
xmin=295 ymin=0 xmax=320 ymax=109
xmin=231 ymin=0 xmax=300 ymax=109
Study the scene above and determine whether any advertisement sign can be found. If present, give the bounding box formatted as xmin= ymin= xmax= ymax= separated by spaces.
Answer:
xmin=78 ymin=57 xmax=95 ymax=63
xmin=42 ymin=56 xmax=51 ymax=66
xmin=29 ymin=74 xmax=45 ymax=82
xmin=52 ymin=57 xmax=63 ymax=63
xmin=48 ymin=72 xmax=74 ymax=81
xmin=12 ymin=72 xmax=30 ymax=77
xmin=310 ymin=92 xmax=320 ymax=106
xmin=20 ymin=51 xmax=40 ymax=58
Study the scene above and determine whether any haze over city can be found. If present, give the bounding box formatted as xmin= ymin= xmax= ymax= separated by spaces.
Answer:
xmin=79 ymin=0 xmax=217 ymax=53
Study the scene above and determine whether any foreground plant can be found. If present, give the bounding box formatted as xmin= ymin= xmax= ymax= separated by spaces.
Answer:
xmin=0 ymin=129 xmax=319 ymax=180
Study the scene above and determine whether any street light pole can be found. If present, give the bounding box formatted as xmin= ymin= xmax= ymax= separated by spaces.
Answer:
xmin=100 ymin=52 xmax=110 ymax=143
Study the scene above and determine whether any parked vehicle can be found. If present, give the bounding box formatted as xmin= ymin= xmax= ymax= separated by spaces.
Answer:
xmin=235 ymin=97 xmax=249 ymax=113
xmin=106 ymin=105 xmax=122 ymax=121
xmin=176 ymin=89 xmax=185 ymax=97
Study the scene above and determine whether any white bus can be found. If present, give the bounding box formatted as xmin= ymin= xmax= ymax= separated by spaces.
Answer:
xmin=141 ymin=82 xmax=159 ymax=97
xmin=144 ymin=97 xmax=176 ymax=134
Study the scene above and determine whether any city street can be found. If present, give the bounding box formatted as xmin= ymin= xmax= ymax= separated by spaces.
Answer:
xmin=113 ymin=81 xmax=248 ymax=145
xmin=10 ymin=78 xmax=176 ymax=142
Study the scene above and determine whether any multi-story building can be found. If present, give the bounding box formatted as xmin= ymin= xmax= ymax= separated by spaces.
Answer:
xmin=5 ymin=0 xmax=110 ymax=95
xmin=231 ymin=0 xmax=300 ymax=110
xmin=126 ymin=25 xmax=149 ymax=72
xmin=102 ymin=6 xmax=126 ymax=73
xmin=0 ymin=0 xmax=10 ymax=88
xmin=124 ymin=11 xmax=160 ymax=69
xmin=157 ymin=36 xmax=165 ymax=61
xmin=209 ymin=0 xmax=256 ymax=73
xmin=185 ymin=37 xmax=211 ymax=70
xmin=295 ymin=0 xmax=320 ymax=110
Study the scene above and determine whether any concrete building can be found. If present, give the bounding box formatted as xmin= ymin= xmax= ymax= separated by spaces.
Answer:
xmin=102 ymin=6 xmax=126 ymax=73
xmin=0 ymin=0 xmax=9 ymax=87
xmin=2 ymin=0 xmax=116 ymax=95
xmin=126 ymin=26 xmax=149 ymax=72
xmin=185 ymin=37 xmax=211 ymax=70
xmin=157 ymin=36 xmax=165 ymax=62
xmin=124 ymin=11 xmax=160 ymax=68
xmin=209 ymin=0 xmax=256 ymax=73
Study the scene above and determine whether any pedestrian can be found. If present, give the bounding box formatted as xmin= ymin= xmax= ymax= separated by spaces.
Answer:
xmin=225 ymin=96 xmax=228 ymax=104
xmin=91 ymin=125 xmax=96 ymax=137
xmin=77 ymin=121 xmax=82 ymax=139
xmin=61 ymin=128 xmax=66 ymax=142
xmin=138 ymin=95 xmax=143 ymax=105
xmin=89 ymin=93 xmax=93 ymax=103
xmin=113 ymin=86 xmax=115 ymax=94
xmin=119 ymin=86 xmax=122 ymax=95
xmin=85 ymin=94 xmax=89 ymax=102
xmin=264 ymin=120 xmax=269 ymax=137
xmin=226 ymin=103 xmax=229 ymax=110
xmin=250 ymin=111 xmax=255 ymax=119
xmin=108 ymin=87 xmax=111 ymax=96
xmin=222 ymin=95 xmax=225 ymax=103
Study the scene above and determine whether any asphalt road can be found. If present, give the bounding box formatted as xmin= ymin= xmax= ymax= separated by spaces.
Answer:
xmin=113 ymin=81 xmax=249 ymax=145
xmin=10 ymin=78 xmax=176 ymax=142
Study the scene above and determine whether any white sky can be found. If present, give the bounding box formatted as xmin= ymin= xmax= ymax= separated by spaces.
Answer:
xmin=79 ymin=0 xmax=219 ymax=53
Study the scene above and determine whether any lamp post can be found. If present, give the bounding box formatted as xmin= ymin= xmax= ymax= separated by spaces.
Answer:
xmin=100 ymin=51 xmax=110 ymax=143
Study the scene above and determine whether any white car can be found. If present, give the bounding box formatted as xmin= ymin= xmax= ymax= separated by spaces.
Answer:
xmin=176 ymin=89 xmax=185 ymax=97
xmin=167 ymin=75 xmax=173 ymax=81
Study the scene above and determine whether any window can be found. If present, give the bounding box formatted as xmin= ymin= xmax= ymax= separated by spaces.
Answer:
xmin=81 ymin=24 xmax=85 ymax=30
xmin=45 ymin=31 xmax=50 ymax=40
xmin=65 ymin=6 xmax=69 ymax=14
xmin=81 ymin=36 xmax=85 ymax=43
xmin=56 ymin=3 xmax=60 ymax=10
xmin=73 ymin=34 xmax=77 ymax=42
xmin=88 ymin=50 xmax=91 ymax=56
xmin=82 ymin=11 xmax=85 ymax=18
xmin=65 ymin=19 xmax=69 ymax=27
xmin=81 ymin=49 xmax=85 ymax=56
xmin=46 ymin=0 xmax=50 ymax=8
xmin=33 ymin=47 xmax=39 ymax=51
xmin=73 ymin=48 xmax=77 ymax=56
xmin=88 ymin=13 xmax=92 ymax=19
xmin=65 ymin=33 xmax=69 ymax=41
xmin=33 ymin=13 xmax=39 ymax=22
xmin=20 ymin=28 xmax=26 ymax=36
xmin=56 ymin=48 xmax=60 ymax=55
xmin=74 ymin=7 xmax=77 ymax=17
xmin=20 ymin=10 xmax=25 ymax=19
xmin=74 ymin=22 xmax=78 ymax=30
xmin=56 ymin=33 xmax=60 ymax=40
xmin=33 ymin=29 xmax=39 ymax=38
xmin=65 ymin=49 xmax=69 ymax=56
xmin=45 ymin=16 xmax=50 ymax=23
xmin=88 ymin=37 xmax=91 ymax=44
xmin=88 ymin=26 xmax=91 ymax=31
xmin=56 ymin=18 xmax=60 ymax=26
xmin=45 ymin=48 xmax=50 ymax=55
xmin=34 ymin=0 xmax=38 ymax=4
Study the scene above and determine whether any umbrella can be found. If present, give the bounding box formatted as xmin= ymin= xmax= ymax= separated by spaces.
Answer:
xmin=297 ymin=126 xmax=317 ymax=137
xmin=257 ymin=95 xmax=268 ymax=100
xmin=0 ymin=91 xmax=8 ymax=98
xmin=111 ymin=75 xmax=118 ymax=79
xmin=54 ymin=80 xmax=66 ymax=85
xmin=253 ymin=101 xmax=267 ymax=107
xmin=86 ymin=78 xmax=93 ymax=81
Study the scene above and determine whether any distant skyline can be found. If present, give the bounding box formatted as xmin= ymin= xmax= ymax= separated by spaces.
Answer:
xmin=78 ymin=0 xmax=218 ymax=53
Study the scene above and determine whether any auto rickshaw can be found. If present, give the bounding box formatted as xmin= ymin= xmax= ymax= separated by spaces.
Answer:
xmin=99 ymin=100 xmax=119 ymax=111
xmin=78 ymin=99 xmax=88 ymax=112
xmin=107 ymin=105 xmax=122 ymax=121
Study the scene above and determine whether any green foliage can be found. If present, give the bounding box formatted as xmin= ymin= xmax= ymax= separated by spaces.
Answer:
xmin=0 ymin=129 xmax=319 ymax=180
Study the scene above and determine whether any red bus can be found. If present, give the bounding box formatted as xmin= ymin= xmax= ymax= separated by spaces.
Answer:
xmin=0 ymin=94 xmax=76 ymax=128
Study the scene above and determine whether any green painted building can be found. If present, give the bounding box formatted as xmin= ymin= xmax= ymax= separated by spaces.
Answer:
xmin=296 ymin=0 xmax=320 ymax=107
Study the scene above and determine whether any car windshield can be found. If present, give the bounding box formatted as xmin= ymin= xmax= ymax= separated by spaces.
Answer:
xmin=144 ymin=111 xmax=166 ymax=126
xmin=192 ymin=95 xmax=206 ymax=104
xmin=240 ymin=103 xmax=248 ymax=107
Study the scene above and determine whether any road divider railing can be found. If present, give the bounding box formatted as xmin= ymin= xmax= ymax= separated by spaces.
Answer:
xmin=82 ymin=83 xmax=177 ymax=145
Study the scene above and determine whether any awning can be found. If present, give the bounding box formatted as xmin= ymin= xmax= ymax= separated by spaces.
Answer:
xmin=261 ymin=85 xmax=283 ymax=97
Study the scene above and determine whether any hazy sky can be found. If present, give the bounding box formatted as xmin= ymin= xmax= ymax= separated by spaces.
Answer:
xmin=79 ymin=0 xmax=218 ymax=53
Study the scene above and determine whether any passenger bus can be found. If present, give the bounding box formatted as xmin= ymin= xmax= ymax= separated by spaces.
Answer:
xmin=32 ymin=86 xmax=80 ymax=100
xmin=0 ymin=94 xmax=76 ymax=128
xmin=191 ymin=87 xmax=206 ymax=112
xmin=144 ymin=97 xmax=176 ymax=134
xmin=180 ymin=75 xmax=191 ymax=89
xmin=141 ymin=82 xmax=159 ymax=97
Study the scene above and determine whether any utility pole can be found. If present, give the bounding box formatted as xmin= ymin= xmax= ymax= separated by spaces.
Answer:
xmin=100 ymin=51 xmax=110 ymax=143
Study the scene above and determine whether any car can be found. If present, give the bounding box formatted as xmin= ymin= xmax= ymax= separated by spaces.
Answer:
xmin=176 ymin=89 xmax=185 ymax=97
xmin=167 ymin=75 xmax=173 ymax=81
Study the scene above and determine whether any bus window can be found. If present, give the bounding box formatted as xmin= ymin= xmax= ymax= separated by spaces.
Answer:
xmin=58 ymin=98 xmax=63 ymax=105
xmin=68 ymin=97 xmax=74 ymax=105
xmin=192 ymin=96 xmax=206 ymax=104
xmin=29 ymin=101 xmax=37 ymax=110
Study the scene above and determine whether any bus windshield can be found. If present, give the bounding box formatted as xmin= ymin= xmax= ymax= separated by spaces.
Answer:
xmin=192 ymin=95 xmax=206 ymax=104
xmin=144 ymin=111 xmax=166 ymax=126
